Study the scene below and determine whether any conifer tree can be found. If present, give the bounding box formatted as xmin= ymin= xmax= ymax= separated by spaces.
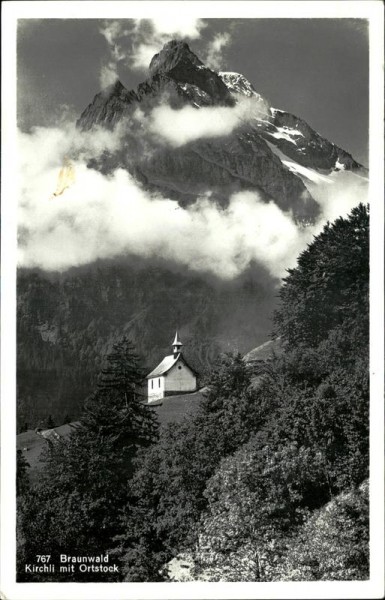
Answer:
xmin=274 ymin=203 xmax=369 ymax=349
xmin=82 ymin=336 xmax=158 ymax=449
xmin=18 ymin=336 xmax=159 ymax=582
xmin=16 ymin=449 xmax=30 ymax=497
xmin=45 ymin=414 xmax=56 ymax=429
xmin=62 ymin=413 xmax=72 ymax=425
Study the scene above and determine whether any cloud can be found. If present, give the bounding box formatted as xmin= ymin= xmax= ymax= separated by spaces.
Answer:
xmin=97 ymin=19 xmax=235 ymax=95
xmin=18 ymin=123 xmax=368 ymax=281
xmin=17 ymin=122 xmax=304 ymax=279
xmin=204 ymin=32 xmax=232 ymax=71
xmin=18 ymin=168 xmax=305 ymax=279
xmin=130 ymin=18 xmax=206 ymax=71
xmin=19 ymin=122 xmax=127 ymax=172
xmin=99 ymin=21 xmax=127 ymax=61
xmin=100 ymin=62 xmax=119 ymax=89
xmin=149 ymin=17 xmax=205 ymax=40
xmin=99 ymin=20 xmax=131 ymax=88
xmin=98 ymin=18 xmax=207 ymax=82
xmin=131 ymin=42 xmax=161 ymax=71
xmin=306 ymin=169 xmax=369 ymax=225
xmin=143 ymin=96 xmax=268 ymax=147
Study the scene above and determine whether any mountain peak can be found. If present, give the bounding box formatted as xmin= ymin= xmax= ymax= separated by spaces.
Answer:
xmin=76 ymin=79 xmax=138 ymax=130
xmin=149 ymin=39 xmax=203 ymax=76
xmin=148 ymin=39 xmax=234 ymax=106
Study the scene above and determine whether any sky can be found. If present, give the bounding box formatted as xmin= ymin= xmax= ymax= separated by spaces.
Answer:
xmin=17 ymin=18 xmax=369 ymax=165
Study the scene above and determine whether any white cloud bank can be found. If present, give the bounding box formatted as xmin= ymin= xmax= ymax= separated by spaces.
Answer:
xmin=17 ymin=123 xmax=368 ymax=280
xmin=140 ymin=96 xmax=268 ymax=147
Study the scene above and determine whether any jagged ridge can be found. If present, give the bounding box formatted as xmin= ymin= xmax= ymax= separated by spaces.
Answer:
xmin=217 ymin=71 xmax=365 ymax=173
xmin=77 ymin=40 xmax=324 ymax=221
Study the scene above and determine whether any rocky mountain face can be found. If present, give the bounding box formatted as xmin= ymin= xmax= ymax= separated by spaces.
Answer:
xmin=78 ymin=41 xmax=235 ymax=132
xmin=77 ymin=40 xmax=365 ymax=220
xmin=18 ymin=40 xmax=367 ymax=429
xmin=259 ymin=108 xmax=364 ymax=173
xmin=149 ymin=40 xmax=234 ymax=105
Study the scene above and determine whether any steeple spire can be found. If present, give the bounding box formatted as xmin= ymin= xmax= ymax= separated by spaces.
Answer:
xmin=172 ymin=331 xmax=183 ymax=356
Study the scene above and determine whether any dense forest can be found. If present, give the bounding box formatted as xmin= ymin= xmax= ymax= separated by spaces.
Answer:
xmin=17 ymin=204 xmax=369 ymax=581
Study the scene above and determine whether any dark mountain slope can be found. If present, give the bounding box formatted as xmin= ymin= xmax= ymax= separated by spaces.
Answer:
xmin=77 ymin=41 xmax=321 ymax=222
xmin=217 ymin=72 xmax=366 ymax=173
xmin=17 ymin=261 xmax=275 ymax=429
xmin=148 ymin=40 xmax=234 ymax=105
xmin=259 ymin=108 xmax=365 ymax=172
xmin=77 ymin=40 xmax=365 ymax=221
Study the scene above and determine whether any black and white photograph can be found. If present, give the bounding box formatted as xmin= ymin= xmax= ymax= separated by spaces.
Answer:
xmin=1 ymin=1 xmax=384 ymax=598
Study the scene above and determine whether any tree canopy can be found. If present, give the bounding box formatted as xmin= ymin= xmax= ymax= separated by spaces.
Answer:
xmin=274 ymin=203 xmax=369 ymax=349
xmin=17 ymin=337 xmax=158 ymax=582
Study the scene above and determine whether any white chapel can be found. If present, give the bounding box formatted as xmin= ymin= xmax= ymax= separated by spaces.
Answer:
xmin=146 ymin=332 xmax=198 ymax=402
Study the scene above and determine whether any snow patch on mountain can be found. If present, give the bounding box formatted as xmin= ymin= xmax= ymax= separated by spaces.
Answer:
xmin=265 ymin=140 xmax=332 ymax=184
xmin=335 ymin=158 xmax=346 ymax=171
xmin=264 ymin=125 xmax=305 ymax=146
xmin=219 ymin=72 xmax=256 ymax=96
xmin=283 ymin=160 xmax=333 ymax=184
xmin=179 ymin=82 xmax=212 ymax=106
xmin=263 ymin=138 xmax=368 ymax=226
xmin=219 ymin=71 xmax=270 ymax=110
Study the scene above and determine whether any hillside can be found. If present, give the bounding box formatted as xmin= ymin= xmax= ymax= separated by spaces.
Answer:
xmin=148 ymin=391 xmax=204 ymax=426
xmin=17 ymin=262 xmax=274 ymax=430
xmin=17 ymin=391 xmax=204 ymax=477
xmin=17 ymin=422 xmax=80 ymax=481
xmin=165 ymin=480 xmax=369 ymax=581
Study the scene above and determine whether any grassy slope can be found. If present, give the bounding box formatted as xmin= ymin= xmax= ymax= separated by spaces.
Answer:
xmin=147 ymin=391 xmax=204 ymax=427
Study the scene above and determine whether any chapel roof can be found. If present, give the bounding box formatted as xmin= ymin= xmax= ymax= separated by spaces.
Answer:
xmin=146 ymin=354 xmax=180 ymax=379
xmin=146 ymin=353 xmax=198 ymax=379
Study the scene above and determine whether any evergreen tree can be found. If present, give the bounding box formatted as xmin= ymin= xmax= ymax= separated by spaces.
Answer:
xmin=62 ymin=413 xmax=72 ymax=425
xmin=18 ymin=337 xmax=159 ymax=582
xmin=16 ymin=450 xmax=31 ymax=579
xmin=16 ymin=449 xmax=30 ymax=497
xmin=82 ymin=336 xmax=158 ymax=447
xmin=274 ymin=203 xmax=369 ymax=349
xmin=45 ymin=414 xmax=56 ymax=429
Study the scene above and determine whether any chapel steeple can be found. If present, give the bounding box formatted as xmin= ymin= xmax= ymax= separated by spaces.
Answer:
xmin=172 ymin=331 xmax=183 ymax=356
